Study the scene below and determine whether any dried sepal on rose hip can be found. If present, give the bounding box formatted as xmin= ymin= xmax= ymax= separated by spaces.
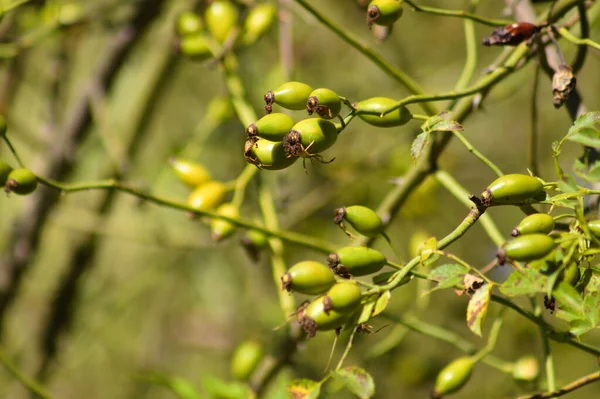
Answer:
xmin=210 ymin=203 xmax=239 ymax=242
xmin=477 ymin=174 xmax=545 ymax=207
xmin=4 ymin=168 xmax=38 ymax=195
xmin=355 ymin=97 xmax=412 ymax=128
xmin=282 ymin=118 xmax=337 ymax=169
xmin=511 ymin=213 xmax=555 ymax=237
xmin=204 ymin=0 xmax=239 ymax=44
xmin=552 ymin=64 xmax=576 ymax=109
xmin=367 ymin=0 xmax=403 ymax=29
xmin=281 ymin=260 xmax=336 ymax=295
xmin=482 ymin=22 xmax=540 ymax=46
xmin=497 ymin=234 xmax=556 ymax=265
xmin=334 ymin=205 xmax=383 ymax=238
xmin=175 ymin=11 xmax=203 ymax=38
xmin=328 ymin=246 xmax=387 ymax=278
xmin=230 ymin=340 xmax=263 ymax=381
xmin=299 ymin=295 xmax=353 ymax=338
xmin=431 ymin=357 xmax=475 ymax=399
xmin=306 ymin=88 xmax=342 ymax=120
xmin=245 ymin=113 xmax=295 ymax=142
xmin=244 ymin=137 xmax=297 ymax=170
xmin=187 ymin=181 xmax=227 ymax=211
xmin=264 ymin=81 xmax=313 ymax=114
xmin=240 ymin=3 xmax=277 ymax=45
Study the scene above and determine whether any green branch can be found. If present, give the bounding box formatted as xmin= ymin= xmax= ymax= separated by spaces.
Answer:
xmin=557 ymin=26 xmax=600 ymax=51
xmin=0 ymin=347 xmax=52 ymax=399
xmin=403 ymin=0 xmax=511 ymax=27
xmin=518 ymin=371 xmax=600 ymax=399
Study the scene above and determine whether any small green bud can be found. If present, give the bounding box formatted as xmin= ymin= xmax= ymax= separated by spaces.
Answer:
xmin=231 ymin=340 xmax=263 ymax=381
xmin=499 ymin=234 xmax=556 ymax=264
xmin=355 ymin=97 xmax=412 ymax=128
xmin=328 ymin=246 xmax=387 ymax=277
xmin=281 ymin=260 xmax=336 ymax=295
xmin=367 ymin=0 xmax=403 ymax=28
xmin=178 ymin=35 xmax=213 ymax=60
xmin=480 ymin=174 xmax=545 ymax=207
xmin=5 ymin=168 xmax=37 ymax=195
xmin=170 ymin=158 xmax=211 ymax=188
xmin=205 ymin=0 xmax=239 ymax=44
xmin=306 ymin=88 xmax=342 ymax=120
xmin=301 ymin=295 xmax=352 ymax=338
xmin=512 ymin=213 xmax=555 ymax=237
xmin=512 ymin=356 xmax=539 ymax=382
xmin=432 ymin=357 xmax=474 ymax=398
xmin=264 ymin=81 xmax=313 ymax=113
xmin=241 ymin=3 xmax=277 ymax=45
xmin=187 ymin=181 xmax=227 ymax=211
xmin=211 ymin=203 xmax=239 ymax=242
xmin=334 ymin=205 xmax=383 ymax=237
xmin=283 ymin=118 xmax=338 ymax=158
xmin=322 ymin=282 xmax=362 ymax=313
xmin=244 ymin=137 xmax=297 ymax=170
xmin=246 ymin=113 xmax=295 ymax=142
xmin=175 ymin=11 xmax=203 ymax=37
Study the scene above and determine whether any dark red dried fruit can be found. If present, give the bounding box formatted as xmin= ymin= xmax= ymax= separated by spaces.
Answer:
xmin=482 ymin=23 xmax=540 ymax=46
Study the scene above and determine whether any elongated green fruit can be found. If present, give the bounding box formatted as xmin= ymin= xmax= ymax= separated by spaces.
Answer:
xmin=211 ymin=203 xmax=239 ymax=241
xmin=241 ymin=3 xmax=276 ymax=45
xmin=178 ymin=35 xmax=212 ymax=60
xmin=187 ymin=181 xmax=226 ymax=211
xmin=264 ymin=81 xmax=313 ymax=113
xmin=432 ymin=357 xmax=474 ymax=398
xmin=206 ymin=95 xmax=234 ymax=124
xmin=170 ymin=158 xmax=211 ymax=188
xmin=367 ymin=0 xmax=403 ymax=28
xmin=301 ymin=295 xmax=351 ymax=338
xmin=328 ymin=246 xmax=387 ymax=277
xmin=480 ymin=174 xmax=544 ymax=207
xmin=240 ymin=229 xmax=269 ymax=262
xmin=588 ymin=219 xmax=600 ymax=238
xmin=500 ymin=234 xmax=555 ymax=264
xmin=283 ymin=118 xmax=337 ymax=157
xmin=334 ymin=205 xmax=383 ymax=237
xmin=175 ymin=11 xmax=203 ymax=37
xmin=512 ymin=356 xmax=539 ymax=382
xmin=322 ymin=282 xmax=362 ymax=313
xmin=5 ymin=168 xmax=37 ymax=195
xmin=231 ymin=340 xmax=263 ymax=381
xmin=246 ymin=113 xmax=295 ymax=141
xmin=244 ymin=137 xmax=297 ymax=170
xmin=355 ymin=97 xmax=412 ymax=127
xmin=281 ymin=261 xmax=336 ymax=295
xmin=511 ymin=213 xmax=555 ymax=237
xmin=205 ymin=0 xmax=239 ymax=43
xmin=0 ymin=159 xmax=12 ymax=186
xmin=306 ymin=88 xmax=342 ymax=119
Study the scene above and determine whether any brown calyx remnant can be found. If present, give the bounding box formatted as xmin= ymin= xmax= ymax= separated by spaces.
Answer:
xmin=264 ymin=90 xmax=274 ymax=114
xmin=301 ymin=316 xmax=317 ymax=338
xmin=306 ymin=96 xmax=332 ymax=119
xmin=282 ymin=130 xmax=303 ymax=158
xmin=366 ymin=6 xmax=381 ymax=29
xmin=281 ymin=272 xmax=293 ymax=292
xmin=480 ymin=188 xmax=493 ymax=207
xmin=552 ymin=64 xmax=576 ymax=109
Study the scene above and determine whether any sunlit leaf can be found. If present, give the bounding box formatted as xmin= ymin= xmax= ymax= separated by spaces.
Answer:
xmin=466 ymin=283 xmax=491 ymax=336
xmin=427 ymin=264 xmax=469 ymax=293
xmin=287 ymin=379 xmax=321 ymax=399
xmin=411 ymin=132 xmax=429 ymax=161
xmin=333 ymin=367 xmax=375 ymax=399
xmin=372 ymin=291 xmax=391 ymax=317
xmin=420 ymin=237 xmax=437 ymax=264
xmin=553 ymin=282 xmax=585 ymax=318
xmin=143 ymin=373 xmax=204 ymax=399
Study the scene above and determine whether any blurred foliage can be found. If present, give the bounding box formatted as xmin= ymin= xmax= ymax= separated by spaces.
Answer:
xmin=0 ymin=0 xmax=599 ymax=399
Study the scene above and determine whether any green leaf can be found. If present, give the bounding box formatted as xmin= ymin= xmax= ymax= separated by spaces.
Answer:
xmin=466 ymin=283 xmax=491 ymax=336
xmin=333 ymin=366 xmax=375 ymax=399
xmin=566 ymin=128 xmax=600 ymax=148
xmin=584 ymin=272 xmax=600 ymax=296
xmin=411 ymin=132 xmax=429 ymax=161
xmin=357 ymin=299 xmax=377 ymax=324
xmin=427 ymin=264 xmax=469 ymax=292
xmin=553 ymin=282 xmax=585 ymax=318
xmin=566 ymin=111 xmax=600 ymax=137
xmin=372 ymin=291 xmax=391 ymax=317
xmin=287 ymin=379 xmax=322 ymax=399
xmin=142 ymin=374 xmax=204 ymax=399
xmin=582 ymin=292 xmax=600 ymax=328
xmin=420 ymin=237 xmax=437 ymax=264
xmin=499 ymin=269 xmax=548 ymax=297
xmin=202 ymin=374 xmax=249 ymax=399
xmin=420 ymin=112 xmax=464 ymax=133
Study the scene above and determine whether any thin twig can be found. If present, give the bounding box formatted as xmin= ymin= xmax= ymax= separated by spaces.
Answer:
xmin=518 ymin=371 xmax=600 ymax=399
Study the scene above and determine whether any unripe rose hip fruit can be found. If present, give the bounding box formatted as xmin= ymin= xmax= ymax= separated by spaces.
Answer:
xmin=175 ymin=11 xmax=203 ymax=37
xmin=281 ymin=260 xmax=336 ymax=295
xmin=328 ymin=246 xmax=387 ymax=277
xmin=170 ymin=158 xmax=211 ymax=188
xmin=306 ymin=88 xmax=342 ymax=120
xmin=334 ymin=205 xmax=383 ymax=237
xmin=244 ymin=137 xmax=298 ymax=170
xmin=367 ymin=0 xmax=403 ymax=28
xmin=264 ymin=81 xmax=313 ymax=114
xmin=5 ymin=168 xmax=38 ymax=195
xmin=498 ymin=234 xmax=555 ymax=264
xmin=230 ymin=340 xmax=263 ymax=381
xmin=210 ymin=203 xmax=239 ymax=242
xmin=300 ymin=295 xmax=353 ymax=338
xmin=480 ymin=174 xmax=544 ymax=207
xmin=432 ymin=357 xmax=474 ymax=398
xmin=187 ymin=181 xmax=227 ymax=211
xmin=283 ymin=118 xmax=338 ymax=158
xmin=355 ymin=97 xmax=412 ymax=128
xmin=246 ymin=113 xmax=295 ymax=142
xmin=205 ymin=0 xmax=239 ymax=44
xmin=512 ymin=213 xmax=555 ymax=237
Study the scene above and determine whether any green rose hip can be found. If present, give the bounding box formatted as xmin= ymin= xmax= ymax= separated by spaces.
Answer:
xmin=355 ymin=97 xmax=412 ymax=128
xmin=322 ymin=282 xmax=362 ymax=313
xmin=241 ymin=3 xmax=277 ymax=45
xmin=334 ymin=205 xmax=383 ymax=237
xmin=301 ymin=295 xmax=352 ymax=338
xmin=205 ymin=0 xmax=239 ymax=44
xmin=245 ymin=113 xmax=295 ymax=142
xmin=367 ymin=0 xmax=403 ymax=28
xmin=230 ymin=340 xmax=263 ymax=381
xmin=499 ymin=234 xmax=555 ymax=264
xmin=306 ymin=88 xmax=342 ymax=119
xmin=281 ymin=260 xmax=336 ymax=295
xmin=511 ymin=213 xmax=555 ymax=237
xmin=587 ymin=219 xmax=600 ymax=238
xmin=187 ymin=181 xmax=226 ymax=211
xmin=512 ymin=356 xmax=539 ymax=382
xmin=5 ymin=168 xmax=37 ymax=195
xmin=283 ymin=118 xmax=338 ymax=158
xmin=178 ymin=35 xmax=212 ymax=60
xmin=328 ymin=246 xmax=387 ymax=277
xmin=244 ymin=137 xmax=297 ymax=170
xmin=210 ymin=203 xmax=239 ymax=242
xmin=264 ymin=81 xmax=313 ymax=113
xmin=175 ymin=11 xmax=203 ymax=37
xmin=169 ymin=158 xmax=211 ymax=188
xmin=432 ymin=357 xmax=474 ymax=398
xmin=480 ymin=174 xmax=545 ymax=207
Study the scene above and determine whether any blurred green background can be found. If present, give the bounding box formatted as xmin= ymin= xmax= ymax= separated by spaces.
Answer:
xmin=0 ymin=0 xmax=599 ymax=398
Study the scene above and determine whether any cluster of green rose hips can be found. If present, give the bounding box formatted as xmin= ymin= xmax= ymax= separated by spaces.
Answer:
xmin=174 ymin=1 xmax=276 ymax=60
xmin=0 ymin=159 xmax=38 ymax=196
xmin=244 ymin=81 xmax=412 ymax=171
